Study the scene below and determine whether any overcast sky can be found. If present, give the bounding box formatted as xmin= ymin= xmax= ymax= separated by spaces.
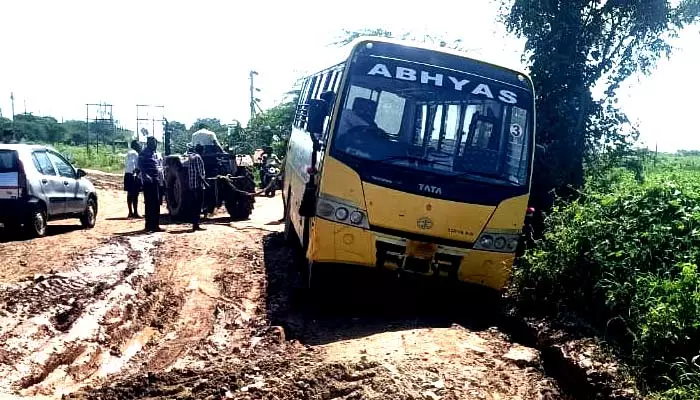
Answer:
xmin=0 ymin=0 xmax=698 ymax=151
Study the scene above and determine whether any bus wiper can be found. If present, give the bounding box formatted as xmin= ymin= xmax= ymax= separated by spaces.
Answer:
xmin=452 ymin=170 xmax=517 ymax=185
xmin=376 ymin=155 xmax=453 ymax=169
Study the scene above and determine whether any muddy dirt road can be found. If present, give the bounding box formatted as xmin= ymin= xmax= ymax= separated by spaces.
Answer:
xmin=0 ymin=170 xmax=568 ymax=399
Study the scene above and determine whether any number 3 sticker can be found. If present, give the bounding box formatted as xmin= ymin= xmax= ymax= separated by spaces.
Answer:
xmin=510 ymin=123 xmax=522 ymax=138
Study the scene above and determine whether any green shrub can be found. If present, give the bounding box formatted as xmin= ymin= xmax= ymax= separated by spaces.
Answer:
xmin=514 ymin=164 xmax=700 ymax=397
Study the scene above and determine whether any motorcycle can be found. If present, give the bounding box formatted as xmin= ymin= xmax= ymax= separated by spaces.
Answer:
xmin=260 ymin=155 xmax=283 ymax=197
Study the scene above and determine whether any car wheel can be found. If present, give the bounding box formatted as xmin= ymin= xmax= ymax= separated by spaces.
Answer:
xmin=81 ymin=198 xmax=97 ymax=228
xmin=27 ymin=208 xmax=47 ymax=238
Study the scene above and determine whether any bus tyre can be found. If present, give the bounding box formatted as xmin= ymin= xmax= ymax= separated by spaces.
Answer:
xmin=283 ymin=191 xmax=298 ymax=244
xmin=306 ymin=262 xmax=331 ymax=302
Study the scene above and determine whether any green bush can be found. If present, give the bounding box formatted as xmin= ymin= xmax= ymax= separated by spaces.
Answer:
xmin=514 ymin=164 xmax=700 ymax=398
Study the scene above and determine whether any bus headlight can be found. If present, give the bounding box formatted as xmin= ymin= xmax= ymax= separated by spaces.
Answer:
xmin=315 ymin=194 xmax=369 ymax=229
xmin=335 ymin=207 xmax=349 ymax=221
xmin=478 ymin=235 xmax=494 ymax=249
xmin=494 ymin=237 xmax=506 ymax=249
xmin=317 ymin=202 xmax=335 ymax=217
xmin=474 ymin=231 xmax=521 ymax=253
xmin=506 ymin=238 xmax=519 ymax=251
xmin=349 ymin=211 xmax=364 ymax=225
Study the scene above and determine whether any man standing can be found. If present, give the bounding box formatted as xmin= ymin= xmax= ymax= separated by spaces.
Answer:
xmin=124 ymin=140 xmax=141 ymax=218
xmin=188 ymin=144 xmax=208 ymax=231
xmin=138 ymin=137 xmax=164 ymax=232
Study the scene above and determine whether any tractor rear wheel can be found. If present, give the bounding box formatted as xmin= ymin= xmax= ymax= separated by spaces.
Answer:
xmin=165 ymin=162 xmax=190 ymax=221
xmin=224 ymin=168 xmax=255 ymax=221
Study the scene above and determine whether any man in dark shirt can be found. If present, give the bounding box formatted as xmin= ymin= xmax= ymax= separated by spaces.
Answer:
xmin=188 ymin=144 xmax=208 ymax=231
xmin=138 ymin=137 xmax=164 ymax=232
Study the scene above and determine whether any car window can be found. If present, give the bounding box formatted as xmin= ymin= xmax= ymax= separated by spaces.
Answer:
xmin=0 ymin=150 xmax=19 ymax=173
xmin=47 ymin=152 xmax=75 ymax=179
xmin=32 ymin=151 xmax=57 ymax=176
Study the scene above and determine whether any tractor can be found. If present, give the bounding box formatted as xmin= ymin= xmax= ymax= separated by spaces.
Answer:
xmin=162 ymin=127 xmax=256 ymax=221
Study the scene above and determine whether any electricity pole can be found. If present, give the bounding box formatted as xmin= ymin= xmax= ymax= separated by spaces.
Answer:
xmin=10 ymin=92 xmax=15 ymax=142
xmin=249 ymin=70 xmax=261 ymax=120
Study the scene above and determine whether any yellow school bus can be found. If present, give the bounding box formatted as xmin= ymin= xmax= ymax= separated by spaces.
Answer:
xmin=282 ymin=37 xmax=535 ymax=291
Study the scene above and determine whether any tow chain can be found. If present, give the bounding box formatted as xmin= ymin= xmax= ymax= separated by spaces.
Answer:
xmin=214 ymin=168 xmax=283 ymax=198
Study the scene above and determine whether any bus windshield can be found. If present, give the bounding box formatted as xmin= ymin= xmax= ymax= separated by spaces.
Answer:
xmin=331 ymin=57 xmax=533 ymax=187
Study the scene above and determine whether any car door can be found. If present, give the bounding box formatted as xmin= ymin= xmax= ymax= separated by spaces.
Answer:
xmin=31 ymin=150 xmax=66 ymax=216
xmin=47 ymin=151 xmax=84 ymax=214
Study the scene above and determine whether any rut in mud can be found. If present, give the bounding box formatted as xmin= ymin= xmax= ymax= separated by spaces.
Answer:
xmin=0 ymin=233 xmax=166 ymax=397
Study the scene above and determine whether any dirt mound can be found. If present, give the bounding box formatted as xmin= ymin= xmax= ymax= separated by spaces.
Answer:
xmin=83 ymin=169 xmax=123 ymax=191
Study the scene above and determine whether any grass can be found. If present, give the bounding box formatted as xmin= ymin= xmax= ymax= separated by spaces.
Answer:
xmin=513 ymin=152 xmax=700 ymax=399
xmin=52 ymin=144 xmax=127 ymax=174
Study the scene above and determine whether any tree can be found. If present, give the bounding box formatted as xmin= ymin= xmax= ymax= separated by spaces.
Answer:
xmin=10 ymin=114 xmax=66 ymax=143
xmin=332 ymin=28 xmax=470 ymax=51
xmin=500 ymin=0 xmax=700 ymax=209
xmin=63 ymin=120 xmax=87 ymax=145
xmin=246 ymin=97 xmax=297 ymax=158
xmin=189 ymin=118 xmax=227 ymax=134
xmin=0 ymin=117 xmax=13 ymax=143
xmin=167 ymin=121 xmax=189 ymax=154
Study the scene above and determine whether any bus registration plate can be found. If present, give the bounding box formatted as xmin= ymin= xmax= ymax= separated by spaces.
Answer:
xmin=406 ymin=241 xmax=437 ymax=260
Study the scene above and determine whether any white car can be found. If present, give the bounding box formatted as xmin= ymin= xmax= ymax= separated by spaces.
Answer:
xmin=0 ymin=144 xmax=98 ymax=237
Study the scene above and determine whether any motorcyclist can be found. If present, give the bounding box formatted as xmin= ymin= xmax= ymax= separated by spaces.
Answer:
xmin=259 ymin=146 xmax=281 ymax=196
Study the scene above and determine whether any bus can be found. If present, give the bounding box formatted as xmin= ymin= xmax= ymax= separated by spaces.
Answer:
xmin=282 ymin=37 xmax=536 ymax=291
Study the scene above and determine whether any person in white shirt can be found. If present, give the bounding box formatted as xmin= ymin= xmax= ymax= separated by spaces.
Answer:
xmin=124 ymin=140 xmax=142 ymax=218
xmin=191 ymin=127 xmax=224 ymax=154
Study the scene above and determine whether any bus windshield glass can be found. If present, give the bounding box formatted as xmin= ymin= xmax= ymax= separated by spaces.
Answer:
xmin=331 ymin=56 xmax=533 ymax=186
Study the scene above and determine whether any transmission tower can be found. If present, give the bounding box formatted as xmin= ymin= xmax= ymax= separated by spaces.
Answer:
xmin=85 ymin=103 xmax=115 ymax=154
xmin=136 ymin=104 xmax=165 ymax=144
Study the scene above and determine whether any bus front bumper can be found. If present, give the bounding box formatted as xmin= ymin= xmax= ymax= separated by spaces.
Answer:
xmin=307 ymin=218 xmax=515 ymax=291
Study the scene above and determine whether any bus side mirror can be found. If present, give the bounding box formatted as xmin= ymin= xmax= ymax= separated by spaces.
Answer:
xmin=307 ymin=99 xmax=329 ymax=137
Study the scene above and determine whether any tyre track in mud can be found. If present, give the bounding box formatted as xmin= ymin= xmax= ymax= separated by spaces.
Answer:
xmin=132 ymin=228 xmax=272 ymax=374
xmin=0 ymin=233 xmax=166 ymax=398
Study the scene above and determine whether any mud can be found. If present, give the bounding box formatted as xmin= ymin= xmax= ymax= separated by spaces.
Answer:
xmin=0 ymin=234 xmax=163 ymax=398
xmin=0 ymin=179 xmax=578 ymax=399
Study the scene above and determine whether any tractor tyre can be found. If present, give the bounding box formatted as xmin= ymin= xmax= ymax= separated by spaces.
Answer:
xmin=165 ymin=161 xmax=190 ymax=221
xmin=225 ymin=168 xmax=255 ymax=221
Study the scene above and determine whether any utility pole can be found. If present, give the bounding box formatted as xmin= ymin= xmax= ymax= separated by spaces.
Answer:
xmin=249 ymin=70 xmax=259 ymax=120
xmin=654 ymin=142 xmax=658 ymax=168
xmin=10 ymin=92 xmax=15 ymax=142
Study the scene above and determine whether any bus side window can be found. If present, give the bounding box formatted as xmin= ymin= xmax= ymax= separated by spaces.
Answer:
xmin=296 ymin=75 xmax=321 ymax=129
xmin=295 ymin=78 xmax=313 ymax=129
